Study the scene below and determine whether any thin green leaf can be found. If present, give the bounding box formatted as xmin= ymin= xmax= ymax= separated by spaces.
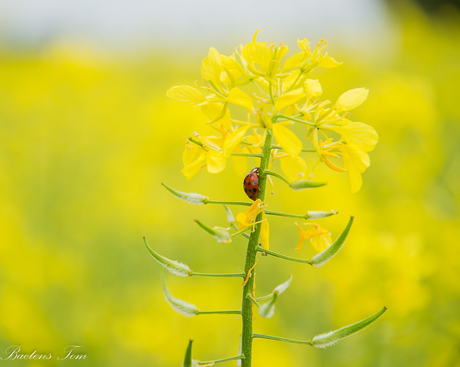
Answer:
xmin=311 ymin=216 xmax=354 ymax=267
xmin=312 ymin=306 xmax=387 ymax=348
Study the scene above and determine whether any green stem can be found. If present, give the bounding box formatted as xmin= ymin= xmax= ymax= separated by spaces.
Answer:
xmin=253 ymin=333 xmax=312 ymax=346
xmin=277 ymin=114 xmax=316 ymax=126
xmin=198 ymin=355 xmax=245 ymax=365
xmin=190 ymin=272 xmax=245 ymax=278
xmin=188 ymin=137 xmax=203 ymax=147
xmin=231 ymin=153 xmax=263 ymax=158
xmin=257 ymin=247 xmax=312 ymax=265
xmin=264 ymin=210 xmax=308 ymax=219
xmin=231 ymin=222 xmax=250 ymax=239
xmin=271 ymin=144 xmax=316 ymax=153
xmin=197 ymin=310 xmax=242 ymax=315
xmin=255 ymin=294 xmax=274 ymax=302
xmin=205 ymin=200 xmax=252 ymax=206
xmin=241 ymin=129 xmax=273 ymax=367
xmin=246 ymin=294 xmax=261 ymax=309
xmin=265 ymin=170 xmax=291 ymax=186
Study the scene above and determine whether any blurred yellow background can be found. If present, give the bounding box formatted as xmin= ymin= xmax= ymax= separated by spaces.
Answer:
xmin=0 ymin=1 xmax=459 ymax=366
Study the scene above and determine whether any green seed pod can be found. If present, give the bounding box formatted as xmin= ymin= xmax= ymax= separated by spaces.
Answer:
xmin=259 ymin=293 xmax=278 ymax=318
xmin=290 ymin=180 xmax=326 ymax=191
xmin=182 ymin=340 xmax=193 ymax=367
xmin=307 ymin=210 xmax=338 ymax=219
xmin=144 ymin=237 xmax=191 ymax=277
xmin=311 ymin=306 xmax=387 ymax=348
xmin=195 ymin=220 xmax=232 ymax=243
xmin=311 ymin=216 xmax=354 ymax=267
xmin=162 ymin=182 xmax=208 ymax=205
xmin=259 ymin=276 xmax=292 ymax=318
xmin=223 ymin=205 xmax=236 ymax=224
xmin=160 ymin=272 xmax=199 ymax=317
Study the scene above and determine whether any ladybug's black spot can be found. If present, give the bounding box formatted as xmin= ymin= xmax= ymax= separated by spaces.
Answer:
xmin=252 ymin=188 xmax=257 ymax=193
xmin=244 ymin=188 xmax=248 ymax=193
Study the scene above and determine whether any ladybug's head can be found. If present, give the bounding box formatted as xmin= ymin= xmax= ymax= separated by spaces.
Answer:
xmin=251 ymin=167 xmax=260 ymax=175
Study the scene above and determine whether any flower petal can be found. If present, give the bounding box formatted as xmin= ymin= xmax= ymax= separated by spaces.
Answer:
xmin=272 ymin=123 xmax=302 ymax=157
xmin=166 ymin=85 xmax=206 ymax=105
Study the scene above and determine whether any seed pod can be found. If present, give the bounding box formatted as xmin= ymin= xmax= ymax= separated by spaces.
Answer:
xmin=195 ymin=220 xmax=232 ymax=243
xmin=162 ymin=182 xmax=208 ymax=205
xmin=182 ymin=340 xmax=193 ymax=367
xmin=290 ymin=179 xmax=326 ymax=191
xmin=144 ymin=237 xmax=191 ymax=277
xmin=311 ymin=216 xmax=354 ymax=267
xmin=307 ymin=210 xmax=338 ymax=219
xmin=311 ymin=306 xmax=387 ymax=348
xmin=161 ymin=272 xmax=199 ymax=317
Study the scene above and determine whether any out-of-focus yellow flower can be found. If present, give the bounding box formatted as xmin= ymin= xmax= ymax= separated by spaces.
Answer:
xmin=295 ymin=222 xmax=332 ymax=252
xmin=166 ymin=85 xmax=207 ymax=105
xmin=336 ymin=88 xmax=369 ymax=112
xmin=304 ymin=79 xmax=323 ymax=99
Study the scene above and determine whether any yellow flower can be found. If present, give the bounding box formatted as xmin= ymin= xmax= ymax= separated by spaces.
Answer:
xmin=322 ymin=120 xmax=379 ymax=152
xmin=236 ymin=200 xmax=269 ymax=249
xmin=283 ymin=38 xmax=341 ymax=71
xmin=277 ymin=153 xmax=307 ymax=182
xmin=295 ymin=222 xmax=332 ymax=252
xmin=242 ymin=30 xmax=288 ymax=77
xmin=181 ymin=126 xmax=248 ymax=180
xmin=339 ymin=144 xmax=371 ymax=194
xmin=236 ymin=199 xmax=266 ymax=230
xmin=166 ymin=85 xmax=207 ymax=105
xmin=272 ymin=123 xmax=302 ymax=157
xmin=304 ymin=79 xmax=323 ymax=99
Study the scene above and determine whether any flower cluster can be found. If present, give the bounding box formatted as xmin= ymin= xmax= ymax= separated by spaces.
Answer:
xmin=167 ymin=31 xmax=378 ymax=193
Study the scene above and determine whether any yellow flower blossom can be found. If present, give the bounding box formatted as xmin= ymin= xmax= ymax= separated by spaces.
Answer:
xmin=277 ymin=153 xmax=307 ymax=182
xmin=272 ymin=123 xmax=302 ymax=157
xmin=295 ymin=222 xmax=332 ymax=252
xmin=304 ymin=79 xmax=323 ymax=99
xmin=236 ymin=200 xmax=269 ymax=249
xmin=339 ymin=144 xmax=371 ymax=194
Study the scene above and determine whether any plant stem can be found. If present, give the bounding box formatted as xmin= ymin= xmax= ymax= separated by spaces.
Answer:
xmin=197 ymin=310 xmax=242 ymax=315
xmin=253 ymin=333 xmax=312 ymax=346
xmin=190 ymin=272 xmax=246 ymax=278
xmin=205 ymin=200 xmax=252 ymax=206
xmin=246 ymin=293 xmax=261 ymax=309
xmin=265 ymin=170 xmax=291 ymax=186
xmin=231 ymin=153 xmax=263 ymax=158
xmin=264 ymin=210 xmax=308 ymax=219
xmin=271 ymin=144 xmax=316 ymax=153
xmin=241 ymin=129 xmax=273 ymax=367
xmin=257 ymin=247 xmax=312 ymax=265
xmin=198 ymin=354 xmax=245 ymax=365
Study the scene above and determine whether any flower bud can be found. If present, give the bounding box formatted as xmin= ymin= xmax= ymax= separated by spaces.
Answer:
xmin=162 ymin=182 xmax=207 ymax=205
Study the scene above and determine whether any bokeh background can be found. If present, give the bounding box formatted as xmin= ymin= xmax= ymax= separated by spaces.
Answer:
xmin=0 ymin=0 xmax=459 ymax=366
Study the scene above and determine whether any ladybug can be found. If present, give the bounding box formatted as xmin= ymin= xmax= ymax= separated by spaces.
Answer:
xmin=243 ymin=167 xmax=260 ymax=201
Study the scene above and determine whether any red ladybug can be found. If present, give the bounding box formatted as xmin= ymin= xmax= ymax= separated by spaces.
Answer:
xmin=243 ymin=167 xmax=260 ymax=201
